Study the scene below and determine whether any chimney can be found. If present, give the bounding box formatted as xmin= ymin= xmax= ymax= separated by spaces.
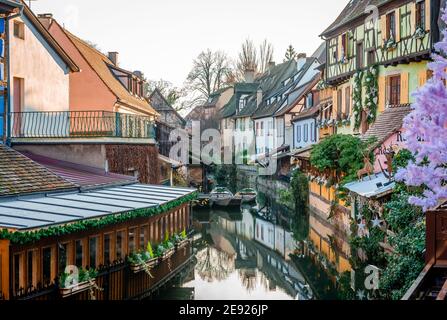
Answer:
xmin=108 ymin=52 xmax=119 ymax=66
xmin=268 ymin=61 xmax=276 ymax=70
xmin=257 ymin=88 xmax=263 ymax=107
xmin=297 ymin=53 xmax=307 ymax=70
xmin=244 ymin=69 xmax=255 ymax=83
xmin=37 ymin=13 xmax=53 ymax=29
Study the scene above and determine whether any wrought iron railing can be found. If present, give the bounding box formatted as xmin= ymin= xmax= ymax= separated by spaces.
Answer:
xmin=9 ymin=111 xmax=156 ymax=139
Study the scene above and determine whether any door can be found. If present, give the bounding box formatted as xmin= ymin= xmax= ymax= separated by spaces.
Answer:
xmin=13 ymin=77 xmax=24 ymax=137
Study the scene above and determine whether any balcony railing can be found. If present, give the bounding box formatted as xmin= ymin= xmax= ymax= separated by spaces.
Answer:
xmin=9 ymin=111 xmax=156 ymax=139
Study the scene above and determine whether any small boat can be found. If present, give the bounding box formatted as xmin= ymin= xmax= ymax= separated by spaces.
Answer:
xmin=209 ymin=187 xmax=234 ymax=207
xmin=235 ymin=188 xmax=257 ymax=203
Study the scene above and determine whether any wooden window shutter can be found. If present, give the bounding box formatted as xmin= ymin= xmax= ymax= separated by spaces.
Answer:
xmin=410 ymin=2 xmax=416 ymax=34
xmin=333 ymin=89 xmax=338 ymax=117
xmin=380 ymin=15 xmax=387 ymax=44
xmin=425 ymin=0 xmax=431 ymax=31
xmin=418 ymin=69 xmax=427 ymax=87
xmin=395 ymin=9 xmax=401 ymax=42
xmin=401 ymin=72 xmax=409 ymax=104
xmin=378 ymin=76 xmax=386 ymax=113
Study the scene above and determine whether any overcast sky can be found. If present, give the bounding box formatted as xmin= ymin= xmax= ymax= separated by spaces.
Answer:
xmin=30 ymin=0 xmax=347 ymax=87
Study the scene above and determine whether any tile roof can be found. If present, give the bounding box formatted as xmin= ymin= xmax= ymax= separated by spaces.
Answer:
xmin=0 ymin=145 xmax=76 ymax=198
xmin=362 ymin=104 xmax=412 ymax=146
xmin=149 ymin=89 xmax=185 ymax=124
xmin=65 ymin=31 xmax=157 ymax=116
xmin=23 ymin=152 xmax=137 ymax=190
xmin=291 ymin=105 xmax=320 ymax=122
xmin=275 ymin=75 xmax=320 ymax=117
xmin=321 ymin=0 xmax=391 ymax=37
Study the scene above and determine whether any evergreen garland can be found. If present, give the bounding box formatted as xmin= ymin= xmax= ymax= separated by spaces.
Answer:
xmin=0 ymin=192 xmax=198 ymax=245
xmin=363 ymin=65 xmax=379 ymax=124
xmin=352 ymin=71 xmax=363 ymax=129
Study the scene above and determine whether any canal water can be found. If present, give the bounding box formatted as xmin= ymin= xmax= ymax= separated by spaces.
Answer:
xmin=155 ymin=186 xmax=354 ymax=300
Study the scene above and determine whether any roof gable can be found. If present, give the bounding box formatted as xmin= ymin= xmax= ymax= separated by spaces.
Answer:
xmin=64 ymin=30 xmax=157 ymax=116
xmin=21 ymin=1 xmax=78 ymax=72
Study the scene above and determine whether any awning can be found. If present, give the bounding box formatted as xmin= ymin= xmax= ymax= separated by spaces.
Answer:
xmin=344 ymin=173 xmax=395 ymax=199
xmin=0 ymin=184 xmax=196 ymax=231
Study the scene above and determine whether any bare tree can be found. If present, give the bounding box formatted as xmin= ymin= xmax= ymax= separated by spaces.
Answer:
xmin=184 ymin=49 xmax=233 ymax=109
xmin=145 ymin=79 xmax=183 ymax=109
xmin=236 ymin=38 xmax=274 ymax=78
xmin=284 ymin=44 xmax=297 ymax=62
xmin=237 ymin=38 xmax=258 ymax=75
xmin=258 ymin=39 xmax=274 ymax=73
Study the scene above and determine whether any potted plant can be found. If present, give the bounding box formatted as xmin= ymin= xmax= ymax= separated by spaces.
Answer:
xmin=59 ymin=268 xmax=97 ymax=298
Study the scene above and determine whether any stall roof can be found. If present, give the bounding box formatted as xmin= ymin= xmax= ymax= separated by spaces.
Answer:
xmin=344 ymin=173 xmax=395 ymax=199
xmin=0 ymin=184 xmax=196 ymax=231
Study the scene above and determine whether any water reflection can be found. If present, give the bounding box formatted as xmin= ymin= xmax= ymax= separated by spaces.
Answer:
xmin=163 ymin=206 xmax=315 ymax=300
xmin=159 ymin=187 xmax=356 ymax=300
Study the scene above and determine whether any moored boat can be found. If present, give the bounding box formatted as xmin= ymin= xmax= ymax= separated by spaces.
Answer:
xmin=235 ymin=188 xmax=257 ymax=203
xmin=209 ymin=187 xmax=234 ymax=207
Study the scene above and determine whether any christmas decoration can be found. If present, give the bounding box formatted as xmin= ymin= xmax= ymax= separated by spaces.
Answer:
xmin=363 ymin=65 xmax=379 ymax=124
xmin=395 ymin=8 xmax=447 ymax=211
xmin=353 ymin=71 xmax=363 ymax=129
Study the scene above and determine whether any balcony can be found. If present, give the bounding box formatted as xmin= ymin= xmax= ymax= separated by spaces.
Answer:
xmin=9 ymin=111 xmax=156 ymax=144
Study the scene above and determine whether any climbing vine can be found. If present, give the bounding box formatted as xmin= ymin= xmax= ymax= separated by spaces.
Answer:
xmin=106 ymin=145 xmax=160 ymax=184
xmin=352 ymin=71 xmax=363 ymax=129
xmin=0 ymin=192 xmax=198 ymax=245
xmin=363 ymin=65 xmax=379 ymax=124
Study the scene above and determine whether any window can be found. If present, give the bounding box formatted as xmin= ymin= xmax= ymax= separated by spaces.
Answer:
xmin=239 ymin=98 xmax=246 ymax=111
xmin=249 ymin=120 xmax=253 ymax=130
xmin=27 ymin=251 xmax=36 ymax=288
xmin=224 ymin=118 xmax=228 ymax=130
xmin=75 ymin=240 xmax=83 ymax=267
xmin=256 ymin=122 xmax=259 ymax=136
xmin=345 ymin=87 xmax=351 ymax=116
xmin=386 ymin=11 xmax=396 ymax=40
xmin=296 ymin=125 xmax=301 ymax=142
xmin=310 ymin=122 xmax=315 ymax=142
xmin=116 ymin=231 xmax=124 ymax=260
xmin=13 ymin=254 xmax=22 ymax=293
xmin=13 ymin=21 xmax=24 ymax=39
xmin=356 ymin=42 xmax=364 ymax=69
xmin=58 ymin=243 xmax=68 ymax=273
xmin=416 ymin=1 xmax=426 ymax=30
xmin=387 ymin=75 xmax=401 ymax=106
xmin=42 ymin=247 xmax=52 ymax=284
xmin=89 ymin=237 xmax=98 ymax=268
xmin=337 ymin=89 xmax=343 ymax=119
xmin=140 ymin=226 xmax=148 ymax=250
xmin=306 ymin=93 xmax=313 ymax=108
xmin=268 ymin=121 xmax=273 ymax=136
xmin=260 ymin=122 xmax=264 ymax=136
xmin=104 ymin=233 xmax=112 ymax=265
xmin=128 ymin=227 xmax=137 ymax=253
xmin=304 ymin=124 xmax=309 ymax=142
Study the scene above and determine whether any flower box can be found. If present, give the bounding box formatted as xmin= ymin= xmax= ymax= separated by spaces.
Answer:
xmin=60 ymin=280 xmax=95 ymax=298
xmin=129 ymin=258 xmax=159 ymax=273
xmin=175 ymin=239 xmax=190 ymax=250
xmin=159 ymin=248 xmax=175 ymax=261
